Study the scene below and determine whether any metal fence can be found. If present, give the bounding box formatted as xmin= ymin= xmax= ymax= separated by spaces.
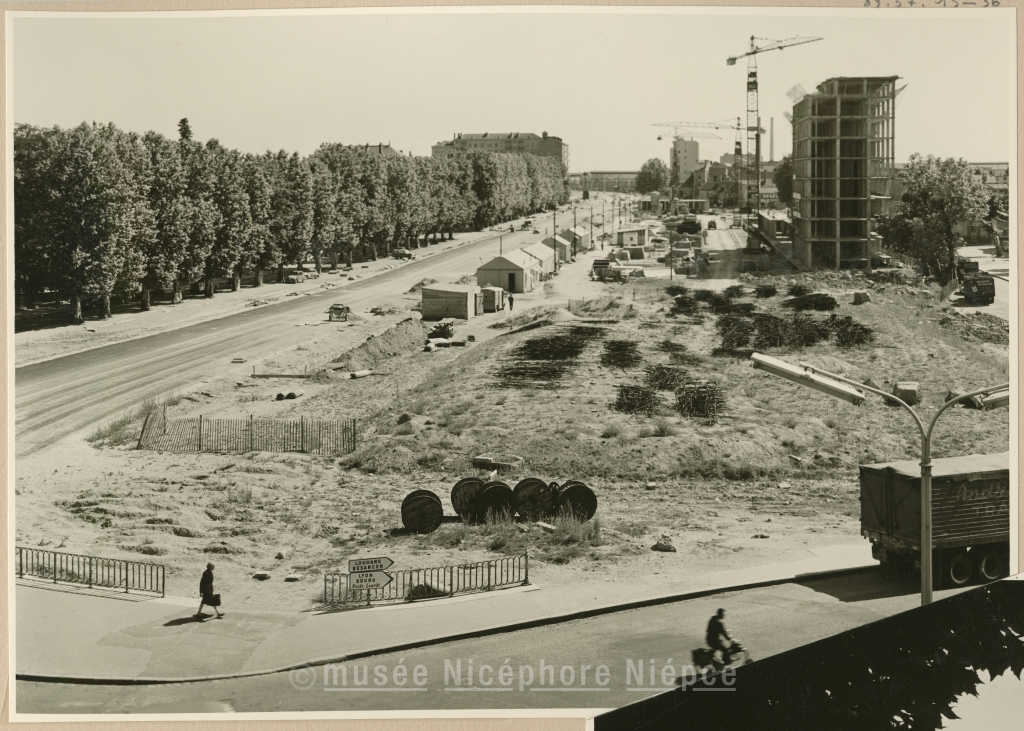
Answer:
xmin=138 ymin=408 xmax=356 ymax=456
xmin=323 ymin=553 xmax=529 ymax=606
xmin=16 ymin=546 xmax=165 ymax=596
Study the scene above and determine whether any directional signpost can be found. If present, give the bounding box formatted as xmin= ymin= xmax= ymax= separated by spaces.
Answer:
xmin=349 ymin=557 xmax=394 ymax=605
xmin=349 ymin=557 xmax=394 ymax=573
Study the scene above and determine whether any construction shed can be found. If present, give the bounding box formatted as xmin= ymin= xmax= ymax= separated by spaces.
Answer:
xmin=562 ymin=226 xmax=591 ymax=252
xmin=543 ymin=235 xmax=574 ymax=263
xmin=522 ymin=242 xmax=557 ymax=274
xmin=421 ymin=284 xmax=482 ymax=320
xmin=477 ymin=250 xmax=540 ymax=293
xmin=616 ymin=227 xmax=649 ymax=248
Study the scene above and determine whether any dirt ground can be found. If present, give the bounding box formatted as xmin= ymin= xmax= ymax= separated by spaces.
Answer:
xmin=14 ymin=257 xmax=1009 ymax=612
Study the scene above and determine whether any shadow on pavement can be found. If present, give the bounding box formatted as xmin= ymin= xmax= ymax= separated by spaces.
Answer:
xmin=795 ymin=569 xmax=920 ymax=603
xmin=163 ymin=614 xmax=208 ymax=626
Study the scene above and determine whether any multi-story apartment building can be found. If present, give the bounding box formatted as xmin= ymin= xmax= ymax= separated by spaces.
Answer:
xmin=671 ymin=138 xmax=700 ymax=184
xmin=431 ymin=132 xmax=569 ymax=168
xmin=790 ymin=76 xmax=899 ymax=270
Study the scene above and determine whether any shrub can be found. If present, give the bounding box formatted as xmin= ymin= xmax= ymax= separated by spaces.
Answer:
xmin=645 ymin=365 xmax=689 ymax=391
xmin=601 ymin=423 xmax=623 ymax=439
xmin=650 ymin=418 xmax=678 ymax=437
xmin=755 ymin=284 xmax=778 ymax=298
xmin=723 ymin=285 xmax=745 ymax=299
xmin=787 ymin=284 xmax=811 ymax=297
xmin=614 ymin=385 xmax=661 ymax=415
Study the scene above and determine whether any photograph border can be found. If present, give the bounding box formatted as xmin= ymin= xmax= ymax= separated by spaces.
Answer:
xmin=1 ymin=2 xmax=1020 ymax=729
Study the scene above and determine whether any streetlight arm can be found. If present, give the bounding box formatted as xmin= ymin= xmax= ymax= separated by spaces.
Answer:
xmin=925 ymin=382 xmax=1010 ymax=444
xmin=798 ymin=361 xmax=926 ymax=439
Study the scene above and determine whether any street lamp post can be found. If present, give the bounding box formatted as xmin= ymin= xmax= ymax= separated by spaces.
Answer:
xmin=750 ymin=353 xmax=1009 ymax=606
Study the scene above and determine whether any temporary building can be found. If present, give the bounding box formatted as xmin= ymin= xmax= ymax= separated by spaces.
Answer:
xmin=616 ymin=227 xmax=649 ymax=248
xmin=522 ymin=242 xmax=557 ymax=274
xmin=562 ymin=226 xmax=591 ymax=252
xmin=481 ymin=286 xmax=506 ymax=312
xmin=543 ymin=235 xmax=573 ymax=264
xmin=476 ymin=250 xmax=541 ymax=293
xmin=421 ymin=284 xmax=482 ymax=320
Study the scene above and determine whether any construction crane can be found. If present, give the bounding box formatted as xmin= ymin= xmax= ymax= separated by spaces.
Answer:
xmin=728 ymin=36 xmax=822 ymax=231
xmin=652 ymin=123 xmax=721 ymax=141
xmin=655 ymin=119 xmax=763 ymax=208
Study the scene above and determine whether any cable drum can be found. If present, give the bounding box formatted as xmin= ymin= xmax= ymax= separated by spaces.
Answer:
xmin=401 ymin=489 xmax=443 ymax=534
xmin=555 ymin=481 xmax=598 ymax=521
xmin=513 ymin=478 xmax=557 ymax=521
xmin=451 ymin=478 xmax=486 ymax=522
xmin=476 ymin=481 xmax=515 ymax=522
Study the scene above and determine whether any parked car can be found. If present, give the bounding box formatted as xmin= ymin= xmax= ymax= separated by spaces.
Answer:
xmin=393 ymin=248 xmax=416 ymax=260
xmin=532 ymin=228 xmax=540 ymax=234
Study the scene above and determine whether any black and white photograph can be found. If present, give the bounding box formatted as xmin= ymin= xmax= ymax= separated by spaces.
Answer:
xmin=6 ymin=4 xmax=1020 ymax=726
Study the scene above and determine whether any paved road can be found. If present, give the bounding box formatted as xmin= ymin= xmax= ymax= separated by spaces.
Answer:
xmin=955 ymin=243 xmax=1012 ymax=322
xmin=14 ymin=207 xmax=619 ymax=456
xmin=15 ymin=570 xmax=967 ymax=714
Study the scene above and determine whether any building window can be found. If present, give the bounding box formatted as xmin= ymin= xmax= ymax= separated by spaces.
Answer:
xmin=840 ymin=179 xmax=867 ymax=197
xmin=811 ymin=220 xmax=836 ymax=237
xmin=840 ymin=220 xmax=866 ymax=238
xmin=839 ymin=200 xmax=867 ymax=218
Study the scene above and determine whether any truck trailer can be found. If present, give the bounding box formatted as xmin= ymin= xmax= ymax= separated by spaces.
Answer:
xmin=860 ymin=452 xmax=1010 ymax=589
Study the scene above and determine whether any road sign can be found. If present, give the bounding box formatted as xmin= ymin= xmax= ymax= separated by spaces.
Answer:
xmin=349 ymin=556 xmax=394 ymax=573
xmin=350 ymin=570 xmax=393 ymax=590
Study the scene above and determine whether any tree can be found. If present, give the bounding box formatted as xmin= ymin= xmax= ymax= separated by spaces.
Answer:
xmin=45 ymin=123 xmax=153 ymax=322
xmin=177 ymin=135 xmax=220 ymax=299
xmin=773 ymin=154 xmax=793 ymax=208
xmin=208 ymin=143 xmax=253 ymax=293
xmin=876 ymin=154 xmax=989 ymax=285
xmin=636 ymin=158 xmax=669 ymax=194
xmin=13 ymin=124 xmax=61 ymax=307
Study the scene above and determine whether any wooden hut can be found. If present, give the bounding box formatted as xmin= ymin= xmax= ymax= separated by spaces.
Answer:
xmin=543 ymin=235 xmax=573 ymax=264
xmin=522 ymin=242 xmax=557 ymax=275
xmin=477 ymin=250 xmax=540 ymax=293
xmin=421 ymin=284 xmax=482 ymax=320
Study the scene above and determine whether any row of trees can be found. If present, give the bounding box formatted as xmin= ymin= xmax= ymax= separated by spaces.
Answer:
xmin=15 ymin=119 xmax=569 ymax=323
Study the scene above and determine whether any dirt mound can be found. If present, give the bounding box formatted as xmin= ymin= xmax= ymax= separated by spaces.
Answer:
xmin=331 ymin=317 xmax=428 ymax=371
xmin=940 ymin=311 xmax=1009 ymax=345
xmin=406 ymin=278 xmax=438 ymax=294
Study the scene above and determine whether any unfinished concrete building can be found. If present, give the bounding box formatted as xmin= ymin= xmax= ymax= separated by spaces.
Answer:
xmin=791 ymin=76 xmax=898 ymax=270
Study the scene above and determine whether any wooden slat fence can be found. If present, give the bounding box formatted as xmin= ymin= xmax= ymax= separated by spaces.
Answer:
xmin=138 ymin=408 xmax=356 ymax=456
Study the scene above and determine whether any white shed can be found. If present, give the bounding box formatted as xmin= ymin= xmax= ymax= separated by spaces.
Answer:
xmin=543 ymin=235 xmax=573 ymax=263
xmin=476 ymin=250 xmax=540 ymax=293
xmin=522 ymin=242 xmax=557 ymax=274
xmin=421 ymin=284 xmax=482 ymax=320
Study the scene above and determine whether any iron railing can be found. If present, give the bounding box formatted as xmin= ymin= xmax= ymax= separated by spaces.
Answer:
xmin=16 ymin=546 xmax=165 ymax=596
xmin=138 ymin=408 xmax=357 ymax=456
xmin=323 ymin=553 xmax=529 ymax=606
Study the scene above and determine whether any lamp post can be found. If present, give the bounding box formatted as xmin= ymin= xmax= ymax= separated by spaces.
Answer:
xmin=749 ymin=353 xmax=1009 ymax=606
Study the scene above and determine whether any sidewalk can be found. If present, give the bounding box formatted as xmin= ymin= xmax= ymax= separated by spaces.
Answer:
xmin=16 ymin=543 xmax=874 ymax=682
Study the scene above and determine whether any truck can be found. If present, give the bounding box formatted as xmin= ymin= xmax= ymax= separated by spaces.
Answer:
xmin=954 ymin=258 xmax=996 ymax=305
xmin=860 ymin=451 xmax=1010 ymax=589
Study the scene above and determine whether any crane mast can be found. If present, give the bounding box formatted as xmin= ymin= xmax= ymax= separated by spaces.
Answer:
xmin=729 ymin=35 xmax=822 ymax=235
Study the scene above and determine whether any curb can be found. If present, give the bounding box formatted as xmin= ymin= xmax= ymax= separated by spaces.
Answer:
xmin=16 ymin=562 xmax=876 ymax=686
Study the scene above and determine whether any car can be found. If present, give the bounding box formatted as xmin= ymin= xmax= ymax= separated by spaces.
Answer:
xmin=285 ymin=273 xmax=305 ymax=284
xmin=392 ymin=248 xmax=416 ymax=260
xmin=707 ymin=220 xmax=717 ymax=230
xmin=532 ymin=228 xmax=540 ymax=234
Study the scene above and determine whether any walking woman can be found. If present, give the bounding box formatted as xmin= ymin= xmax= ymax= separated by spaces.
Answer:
xmin=197 ymin=562 xmax=223 ymax=618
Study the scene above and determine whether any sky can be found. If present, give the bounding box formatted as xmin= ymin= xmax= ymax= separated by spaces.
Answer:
xmin=9 ymin=7 xmax=1016 ymax=171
